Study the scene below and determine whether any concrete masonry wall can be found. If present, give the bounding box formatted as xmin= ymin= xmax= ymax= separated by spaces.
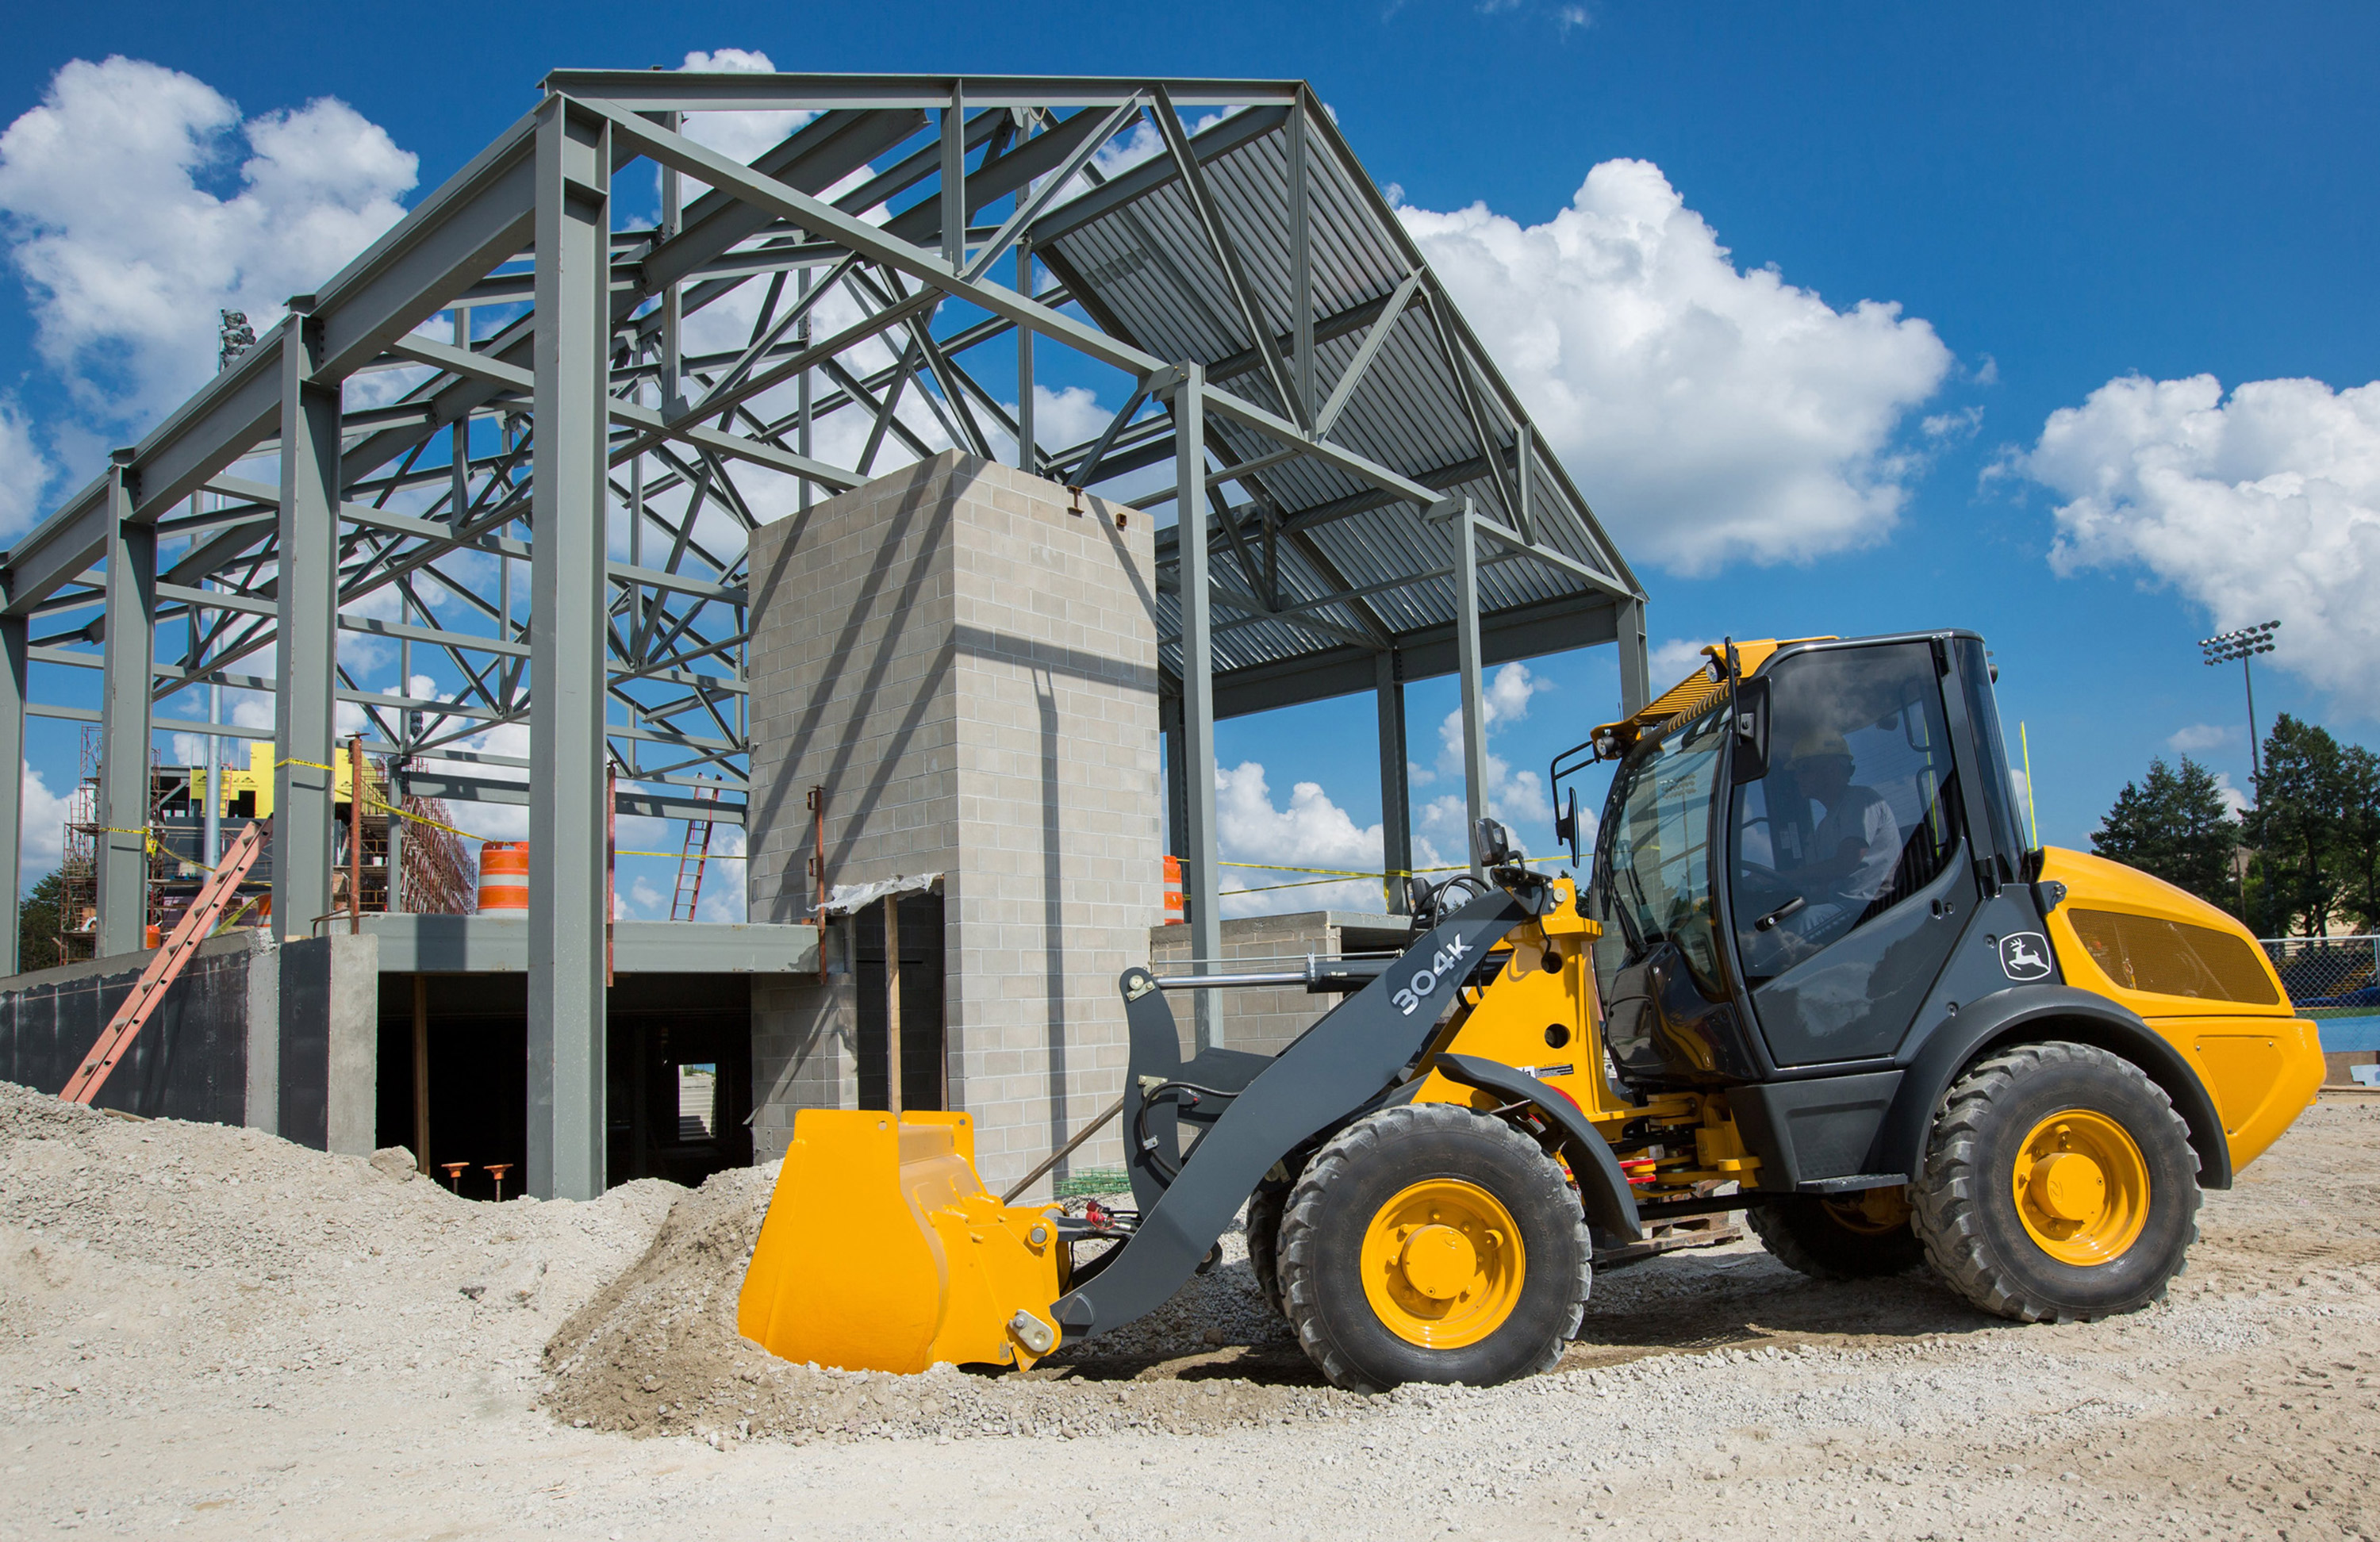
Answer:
xmin=744 ymin=451 xmax=1161 ymax=1197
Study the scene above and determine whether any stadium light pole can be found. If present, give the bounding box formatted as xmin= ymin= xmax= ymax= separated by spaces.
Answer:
xmin=2202 ymin=619 xmax=2279 ymax=930
xmin=2201 ymin=619 xmax=2281 ymax=792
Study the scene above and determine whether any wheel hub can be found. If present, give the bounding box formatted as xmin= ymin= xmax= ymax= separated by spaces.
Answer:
xmin=1358 ymin=1179 xmax=1527 ymax=1348
xmin=2031 ymin=1151 xmax=2106 ymax=1223
xmin=2011 ymin=1109 xmax=2149 ymax=1265
xmin=1396 ymin=1224 xmax=1479 ymax=1300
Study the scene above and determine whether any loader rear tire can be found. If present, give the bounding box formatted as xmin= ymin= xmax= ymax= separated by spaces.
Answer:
xmin=1911 ymin=1041 xmax=2199 ymax=1323
xmin=1748 ymin=1189 xmax=1924 ymax=1281
xmin=1277 ymin=1103 xmax=1588 ymax=1392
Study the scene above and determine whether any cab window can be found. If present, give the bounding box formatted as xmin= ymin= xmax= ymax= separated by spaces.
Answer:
xmin=1591 ymin=700 xmax=1729 ymax=997
xmin=1729 ymin=643 xmax=1962 ymax=985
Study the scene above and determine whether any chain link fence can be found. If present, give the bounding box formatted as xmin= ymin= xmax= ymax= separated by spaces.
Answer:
xmin=2261 ymin=934 xmax=2380 ymax=1015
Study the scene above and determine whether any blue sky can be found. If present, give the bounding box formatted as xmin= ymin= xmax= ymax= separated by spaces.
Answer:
xmin=2 ymin=2 xmax=2375 ymax=915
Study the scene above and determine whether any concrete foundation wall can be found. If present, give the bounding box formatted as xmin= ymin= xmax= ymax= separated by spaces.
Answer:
xmin=0 ymin=928 xmax=375 ymax=1152
xmin=745 ymin=451 xmax=1161 ymax=1196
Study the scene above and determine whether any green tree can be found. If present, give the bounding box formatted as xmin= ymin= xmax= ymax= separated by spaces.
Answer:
xmin=18 ymin=868 xmax=63 ymax=972
xmin=2336 ymin=743 xmax=2380 ymax=933
xmin=2091 ymin=756 xmax=2240 ymax=912
xmin=2245 ymin=714 xmax=2351 ymax=937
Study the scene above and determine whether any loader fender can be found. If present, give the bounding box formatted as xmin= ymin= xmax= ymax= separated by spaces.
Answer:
xmin=1430 ymin=1053 xmax=1643 ymax=1244
xmin=1877 ymin=984 xmax=2232 ymax=1191
xmin=1051 ymin=889 xmax=1532 ymax=1339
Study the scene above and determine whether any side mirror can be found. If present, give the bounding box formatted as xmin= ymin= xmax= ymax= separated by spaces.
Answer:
xmin=1471 ymin=816 xmax=1517 ymax=869
xmin=1730 ymin=676 xmax=1771 ymax=781
xmin=1552 ymin=787 xmax=1580 ymax=866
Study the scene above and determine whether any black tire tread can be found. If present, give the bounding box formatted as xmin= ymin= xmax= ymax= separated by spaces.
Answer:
xmin=1911 ymin=1040 xmax=2200 ymax=1324
xmin=1246 ymin=1180 xmax=1288 ymax=1317
xmin=1745 ymin=1195 xmax=1924 ymax=1281
xmin=1276 ymin=1102 xmax=1590 ymax=1393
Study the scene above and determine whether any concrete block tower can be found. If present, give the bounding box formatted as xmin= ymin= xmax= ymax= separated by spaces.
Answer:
xmin=744 ymin=451 xmax=1161 ymax=1197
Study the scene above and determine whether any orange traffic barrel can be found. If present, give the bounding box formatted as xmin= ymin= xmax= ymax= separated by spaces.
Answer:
xmin=478 ymin=842 xmax=529 ymax=912
xmin=1163 ymin=854 xmax=1184 ymax=924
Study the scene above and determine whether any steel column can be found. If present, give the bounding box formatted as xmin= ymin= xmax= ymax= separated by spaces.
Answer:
xmin=1617 ymin=596 xmax=1651 ymax=716
xmin=1374 ymin=650 xmax=1411 ymax=914
xmin=273 ymin=309 xmax=340 ymax=942
xmin=1173 ymin=366 xmax=1223 ymax=1051
xmin=1453 ymin=501 xmax=1489 ymax=876
xmin=0 ymin=613 xmax=24 ymax=972
xmin=1015 ymin=244 xmax=1035 ymax=473
xmin=1160 ymin=689 xmax=1188 ymax=869
xmin=527 ymin=97 xmax=612 ymax=1202
xmin=97 ymin=461 xmax=155 ymax=957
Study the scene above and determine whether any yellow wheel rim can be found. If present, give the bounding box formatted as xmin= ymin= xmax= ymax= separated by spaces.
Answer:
xmin=2012 ymin=1108 xmax=2150 ymax=1265
xmin=1822 ymin=1184 xmax=1912 ymax=1236
xmin=1358 ymin=1179 xmax=1526 ymax=1349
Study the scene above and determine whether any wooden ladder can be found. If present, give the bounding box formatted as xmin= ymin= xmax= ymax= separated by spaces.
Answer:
xmin=60 ymin=819 xmax=268 ymax=1107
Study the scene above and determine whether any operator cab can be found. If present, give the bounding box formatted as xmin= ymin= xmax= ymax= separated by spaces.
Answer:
xmin=1560 ymin=633 xmax=2030 ymax=1088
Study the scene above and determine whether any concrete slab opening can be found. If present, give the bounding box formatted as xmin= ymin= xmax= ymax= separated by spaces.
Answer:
xmin=374 ymin=972 xmax=752 ymax=1199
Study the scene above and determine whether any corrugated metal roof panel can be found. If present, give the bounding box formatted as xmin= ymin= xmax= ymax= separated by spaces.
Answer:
xmin=1039 ymin=101 xmax=1636 ymax=679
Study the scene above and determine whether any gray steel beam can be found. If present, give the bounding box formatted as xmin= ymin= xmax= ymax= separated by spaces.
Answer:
xmin=274 ymin=310 xmax=341 ymax=944
xmin=1376 ymin=650 xmax=1411 ymax=915
xmin=1150 ymin=86 xmax=1301 ymax=428
xmin=1618 ymin=597 xmax=1652 ymax=716
xmin=0 ymin=614 xmax=24 ymax=970
xmin=1453 ymin=502 xmax=1488 ymax=878
xmin=400 ymin=773 xmax=743 ymax=826
xmin=582 ymin=99 xmax=1168 ymax=382
xmin=527 ymin=98 xmax=612 ymax=1203
xmin=1027 ymin=104 xmax=1290 ymax=245
xmin=1172 ymin=365 xmax=1222 ymax=1052
xmin=545 ymin=71 xmax=1299 ymax=113
xmin=1206 ymin=593 xmax=1621 ymax=721
xmin=95 ymin=462 xmax=154 ymax=957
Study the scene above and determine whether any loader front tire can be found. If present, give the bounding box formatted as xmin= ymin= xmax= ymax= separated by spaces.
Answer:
xmin=1277 ymin=1103 xmax=1588 ymax=1392
xmin=1246 ymin=1177 xmax=1289 ymax=1318
xmin=1911 ymin=1041 xmax=2199 ymax=1323
xmin=1748 ymin=1188 xmax=1924 ymax=1280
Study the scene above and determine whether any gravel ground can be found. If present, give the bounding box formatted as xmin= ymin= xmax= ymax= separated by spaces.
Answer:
xmin=4 ymin=1076 xmax=2377 ymax=1540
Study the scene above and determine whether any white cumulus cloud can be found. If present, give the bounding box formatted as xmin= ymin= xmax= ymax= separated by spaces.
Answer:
xmin=0 ymin=399 xmax=55 ymax=539
xmin=1399 ymin=159 xmax=1954 ymax=574
xmin=20 ymin=761 xmax=69 ymax=882
xmin=0 ymin=56 xmax=416 ymax=432
xmin=2166 ymin=723 xmax=2236 ymax=754
xmin=2025 ymin=373 xmax=2380 ymax=714
xmin=1214 ymin=761 xmax=1390 ymax=917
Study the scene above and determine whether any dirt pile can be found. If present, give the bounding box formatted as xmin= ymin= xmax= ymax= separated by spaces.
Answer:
xmin=541 ymin=1164 xmax=1361 ymax=1443
xmin=0 ymin=1078 xmax=676 ymax=1430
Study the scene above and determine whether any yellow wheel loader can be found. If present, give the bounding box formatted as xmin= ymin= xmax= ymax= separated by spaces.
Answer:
xmin=739 ymin=631 xmax=2325 ymax=1392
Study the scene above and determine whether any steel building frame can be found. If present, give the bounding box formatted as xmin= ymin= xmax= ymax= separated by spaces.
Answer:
xmin=0 ymin=72 xmax=1648 ymax=1198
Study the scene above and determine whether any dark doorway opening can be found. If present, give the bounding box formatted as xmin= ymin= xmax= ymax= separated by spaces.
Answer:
xmin=853 ymin=891 xmax=946 ymax=1112
xmin=374 ymin=971 xmax=753 ymax=1199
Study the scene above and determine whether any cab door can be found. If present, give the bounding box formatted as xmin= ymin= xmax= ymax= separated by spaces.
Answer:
xmin=1725 ymin=641 xmax=1978 ymax=1066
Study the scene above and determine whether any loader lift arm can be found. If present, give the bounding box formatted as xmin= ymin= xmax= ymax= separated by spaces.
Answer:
xmin=1050 ymin=880 xmax=1640 ymax=1341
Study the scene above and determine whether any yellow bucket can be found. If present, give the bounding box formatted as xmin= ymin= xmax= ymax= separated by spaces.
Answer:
xmin=737 ymin=1110 xmax=1069 ymax=1374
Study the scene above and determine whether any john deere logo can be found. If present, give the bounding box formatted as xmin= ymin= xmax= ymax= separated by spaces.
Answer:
xmin=1998 ymin=932 xmax=2053 ymax=981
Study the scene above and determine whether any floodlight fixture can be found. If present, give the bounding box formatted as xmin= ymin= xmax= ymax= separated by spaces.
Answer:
xmin=2198 ymin=619 xmax=2281 ymax=787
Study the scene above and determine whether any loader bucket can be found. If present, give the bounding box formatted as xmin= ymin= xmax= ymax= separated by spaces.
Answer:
xmin=737 ymin=1110 xmax=1068 ymax=1374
